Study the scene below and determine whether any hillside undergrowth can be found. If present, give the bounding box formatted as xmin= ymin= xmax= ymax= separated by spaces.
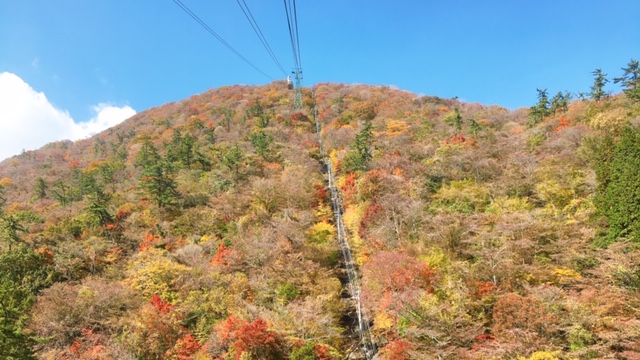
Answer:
xmin=1 ymin=81 xmax=640 ymax=359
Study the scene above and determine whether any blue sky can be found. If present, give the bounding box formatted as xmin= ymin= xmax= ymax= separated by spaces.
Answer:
xmin=1 ymin=0 xmax=639 ymax=160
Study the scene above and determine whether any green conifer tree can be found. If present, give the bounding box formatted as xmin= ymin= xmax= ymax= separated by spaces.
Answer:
xmin=444 ymin=107 xmax=463 ymax=133
xmin=0 ymin=247 xmax=55 ymax=359
xmin=342 ymin=121 xmax=374 ymax=172
xmin=468 ymin=118 xmax=482 ymax=136
xmin=614 ymin=59 xmax=640 ymax=101
xmin=590 ymin=68 xmax=609 ymax=101
xmin=528 ymin=88 xmax=550 ymax=127
xmin=0 ymin=215 xmax=26 ymax=251
xmin=33 ymin=177 xmax=47 ymax=200
xmin=595 ymin=126 xmax=640 ymax=243
xmin=218 ymin=107 xmax=236 ymax=132
xmin=86 ymin=187 xmax=114 ymax=227
xmin=218 ymin=144 xmax=246 ymax=183
xmin=135 ymin=140 xmax=178 ymax=209
xmin=0 ymin=185 xmax=5 ymax=213
xmin=51 ymin=180 xmax=72 ymax=207
xmin=551 ymin=91 xmax=572 ymax=113
xmin=250 ymin=130 xmax=274 ymax=160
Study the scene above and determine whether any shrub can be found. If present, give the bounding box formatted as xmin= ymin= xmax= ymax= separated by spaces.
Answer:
xmin=30 ymin=278 xmax=138 ymax=350
xmin=518 ymin=351 xmax=560 ymax=360
xmin=308 ymin=221 xmax=336 ymax=244
xmin=276 ymin=282 xmax=299 ymax=305
xmin=213 ymin=316 xmax=286 ymax=360
xmin=527 ymin=132 xmax=547 ymax=152
xmin=430 ymin=179 xmax=489 ymax=214
xmin=362 ymin=251 xmax=436 ymax=313
xmin=486 ymin=196 xmax=533 ymax=214
xmin=492 ymin=293 xmax=558 ymax=340
xmin=126 ymin=248 xmax=189 ymax=300
xmin=386 ymin=120 xmax=409 ymax=136
xmin=568 ymin=325 xmax=593 ymax=351
xmin=290 ymin=341 xmax=339 ymax=360
xmin=123 ymin=295 xmax=185 ymax=359
xmin=381 ymin=339 xmax=412 ymax=360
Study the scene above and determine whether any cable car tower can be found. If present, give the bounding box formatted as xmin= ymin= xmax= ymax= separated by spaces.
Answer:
xmin=292 ymin=68 xmax=303 ymax=109
xmin=284 ymin=0 xmax=302 ymax=110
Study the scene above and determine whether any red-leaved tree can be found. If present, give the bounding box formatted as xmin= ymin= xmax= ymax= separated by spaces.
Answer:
xmin=214 ymin=316 xmax=285 ymax=360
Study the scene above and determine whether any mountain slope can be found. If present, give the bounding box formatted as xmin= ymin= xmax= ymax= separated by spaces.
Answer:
xmin=1 ymin=82 xmax=640 ymax=359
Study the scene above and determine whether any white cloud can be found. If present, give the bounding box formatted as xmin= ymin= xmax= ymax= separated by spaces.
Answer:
xmin=0 ymin=72 xmax=135 ymax=161
xmin=73 ymin=103 xmax=136 ymax=139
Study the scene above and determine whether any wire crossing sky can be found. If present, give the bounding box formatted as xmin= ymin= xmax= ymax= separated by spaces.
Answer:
xmin=0 ymin=0 xmax=639 ymax=160
xmin=172 ymin=0 xmax=273 ymax=80
xmin=284 ymin=0 xmax=302 ymax=71
xmin=236 ymin=0 xmax=287 ymax=76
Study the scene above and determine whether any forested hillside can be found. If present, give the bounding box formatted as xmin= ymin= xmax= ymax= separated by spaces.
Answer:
xmin=2 ymin=75 xmax=640 ymax=359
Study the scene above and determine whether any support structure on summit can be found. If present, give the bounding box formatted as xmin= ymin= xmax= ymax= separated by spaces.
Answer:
xmin=292 ymin=68 xmax=303 ymax=109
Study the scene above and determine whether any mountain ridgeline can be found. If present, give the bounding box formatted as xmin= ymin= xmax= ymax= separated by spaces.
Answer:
xmin=2 ymin=80 xmax=640 ymax=359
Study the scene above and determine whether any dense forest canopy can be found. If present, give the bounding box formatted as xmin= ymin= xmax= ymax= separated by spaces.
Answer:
xmin=1 ymin=61 xmax=640 ymax=359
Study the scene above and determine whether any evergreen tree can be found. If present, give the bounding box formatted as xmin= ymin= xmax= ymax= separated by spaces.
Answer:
xmin=249 ymin=130 xmax=274 ymax=160
xmin=614 ymin=59 xmax=640 ymax=101
xmin=92 ymin=137 xmax=106 ymax=156
xmin=355 ymin=120 xmax=373 ymax=164
xmin=135 ymin=138 xmax=161 ymax=169
xmin=595 ymin=126 xmax=640 ymax=243
xmin=245 ymin=99 xmax=273 ymax=128
xmin=179 ymin=133 xmax=197 ymax=167
xmin=0 ymin=247 xmax=55 ymax=359
xmin=98 ymin=160 xmax=125 ymax=192
xmin=590 ymin=68 xmax=609 ymax=101
xmin=218 ymin=107 xmax=236 ymax=132
xmin=138 ymin=160 xmax=178 ymax=209
xmin=167 ymin=129 xmax=197 ymax=168
xmin=551 ymin=91 xmax=572 ymax=113
xmin=468 ymin=118 xmax=482 ymax=136
xmin=218 ymin=144 xmax=246 ymax=183
xmin=257 ymin=110 xmax=273 ymax=128
xmin=0 ymin=185 xmax=5 ymax=213
xmin=85 ymin=187 xmax=113 ymax=227
xmin=204 ymin=126 xmax=217 ymax=145
xmin=342 ymin=121 xmax=374 ymax=172
xmin=50 ymin=180 xmax=72 ymax=207
xmin=246 ymin=98 xmax=264 ymax=119
xmin=528 ymin=88 xmax=550 ymax=127
xmin=0 ymin=215 xmax=26 ymax=251
xmin=114 ymin=144 xmax=129 ymax=162
xmin=193 ymin=151 xmax=212 ymax=171
xmin=135 ymin=140 xmax=178 ymax=209
xmin=33 ymin=177 xmax=47 ymax=200
xmin=72 ymin=168 xmax=97 ymax=199
xmin=165 ymin=129 xmax=182 ymax=164
xmin=444 ymin=107 xmax=463 ymax=133
xmin=576 ymin=91 xmax=589 ymax=101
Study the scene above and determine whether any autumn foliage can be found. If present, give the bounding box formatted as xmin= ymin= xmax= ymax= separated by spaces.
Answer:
xmin=492 ymin=293 xmax=559 ymax=341
xmin=362 ymin=251 xmax=436 ymax=314
xmin=150 ymin=293 xmax=174 ymax=313
xmin=2 ymin=80 xmax=640 ymax=359
xmin=209 ymin=243 xmax=237 ymax=267
xmin=381 ymin=339 xmax=412 ymax=360
xmin=214 ymin=316 xmax=285 ymax=359
xmin=165 ymin=333 xmax=202 ymax=360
